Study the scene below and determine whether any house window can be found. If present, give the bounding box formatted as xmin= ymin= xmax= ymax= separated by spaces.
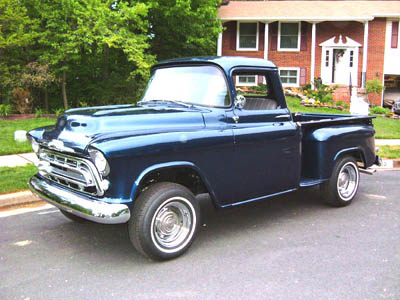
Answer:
xmin=236 ymin=75 xmax=257 ymax=86
xmin=279 ymin=22 xmax=300 ymax=51
xmin=349 ymin=50 xmax=354 ymax=67
xmin=279 ymin=68 xmax=299 ymax=86
xmin=325 ymin=50 xmax=329 ymax=67
xmin=237 ymin=22 xmax=258 ymax=50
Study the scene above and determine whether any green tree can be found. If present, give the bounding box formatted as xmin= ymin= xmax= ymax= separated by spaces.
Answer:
xmin=36 ymin=0 xmax=155 ymax=109
xmin=0 ymin=0 xmax=38 ymax=103
xmin=145 ymin=0 xmax=222 ymax=61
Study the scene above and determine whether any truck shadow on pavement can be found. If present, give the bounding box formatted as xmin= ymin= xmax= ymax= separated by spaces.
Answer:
xmin=43 ymin=186 xmax=349 ymax=263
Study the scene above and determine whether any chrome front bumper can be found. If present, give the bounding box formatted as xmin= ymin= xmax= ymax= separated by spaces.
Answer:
xmin=29 ymin=176 xmax=130 ymax=224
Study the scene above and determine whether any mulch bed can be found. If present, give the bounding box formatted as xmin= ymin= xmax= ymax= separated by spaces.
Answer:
xmin=0 ymin=114 xmax=56 ymax=121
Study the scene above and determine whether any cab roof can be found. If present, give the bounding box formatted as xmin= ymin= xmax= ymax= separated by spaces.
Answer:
xmin=153 ymin=56 xmax=277 ymax=74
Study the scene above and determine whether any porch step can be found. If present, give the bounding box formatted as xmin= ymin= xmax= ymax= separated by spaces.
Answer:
xmin=333 ymin=86 xmax=351 ymax=103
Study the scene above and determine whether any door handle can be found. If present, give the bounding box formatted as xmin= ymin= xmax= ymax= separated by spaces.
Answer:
xmin=275 ymin=114 xmax=290 ymax=119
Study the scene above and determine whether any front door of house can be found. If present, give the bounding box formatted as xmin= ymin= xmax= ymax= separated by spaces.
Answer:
xmin=333 ymin=49 xmax=350 ymax=84
xmin=320 ymin=36 xmax=361 ymax=86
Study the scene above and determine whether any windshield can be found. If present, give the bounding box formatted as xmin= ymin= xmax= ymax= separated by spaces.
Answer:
xmin=142 ymin=65 xmax=230 ymax=107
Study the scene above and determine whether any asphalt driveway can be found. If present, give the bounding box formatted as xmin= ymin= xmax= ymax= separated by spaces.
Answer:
xmin=0 ymin=171 xmax=399 ymax=300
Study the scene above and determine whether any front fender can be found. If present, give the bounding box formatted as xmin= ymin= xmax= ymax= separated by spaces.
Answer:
xmin=129 ymin=161 xmax=217 ymax=204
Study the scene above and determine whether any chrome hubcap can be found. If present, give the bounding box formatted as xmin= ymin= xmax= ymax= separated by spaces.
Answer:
xmin=152 ymin=198 xmax=194 ymax=252
xmin=337 ymin=162 xmax=358 ymax=200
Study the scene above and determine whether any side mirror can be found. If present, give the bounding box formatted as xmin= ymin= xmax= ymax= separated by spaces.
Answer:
xmin=234 ymin=95 xmax=246 ymax=110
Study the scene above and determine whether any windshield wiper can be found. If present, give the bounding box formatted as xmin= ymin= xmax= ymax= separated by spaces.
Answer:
xmin=138 ymin=99 xmax=193 ymax=108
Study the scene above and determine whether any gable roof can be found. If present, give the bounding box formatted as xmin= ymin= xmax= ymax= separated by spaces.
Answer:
xmin=218 ymin=1 xmax=400 ymax=22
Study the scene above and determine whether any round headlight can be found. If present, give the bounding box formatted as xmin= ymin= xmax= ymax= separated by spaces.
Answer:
xmin=89 ymin=149 xmax=110 ymax=176
xmin=31 ymin=138 xmax=40 ymax=153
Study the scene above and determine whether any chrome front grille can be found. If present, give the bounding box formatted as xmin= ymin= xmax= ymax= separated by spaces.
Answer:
xmin=38 ymin=149 xmax=104 ymax=196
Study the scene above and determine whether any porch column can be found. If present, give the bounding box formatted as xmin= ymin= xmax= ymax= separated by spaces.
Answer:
xmin=362 ymin=21 xmax=369 ymax=88
xmin=217 ymin=32 xmax=223 ymax=56
xmin=310 ymin=22 xmax=316 ymax=87
xmin=264 ymin=22 xmax=269 ymax=60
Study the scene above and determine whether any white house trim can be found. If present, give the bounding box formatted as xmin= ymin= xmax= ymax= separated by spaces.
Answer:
xmin=217 ymin=32 xmax=222 ymax=56
xmin=278 ymin=21 xmax=301 ymax=52
xmin=310 ymin=23 xmax=316 ymax=86
xmin=362 ymin=21 xmax=369 ymax=88
xmin=221 ymin=17 xmax=373 ymax=23
xmin=236 ymin=21 xmax=259 ymax=51
xmin=279 ymin=67 xmax=300 ymax=87
xmin=319 ymin=35 xmax=361 ymax=86
xmin=264 ymin=22 xmax=269 ymax=60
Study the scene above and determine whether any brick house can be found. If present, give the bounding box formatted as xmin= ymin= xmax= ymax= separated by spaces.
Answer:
xmin=217 ymin=1 xmax=400 ymax=106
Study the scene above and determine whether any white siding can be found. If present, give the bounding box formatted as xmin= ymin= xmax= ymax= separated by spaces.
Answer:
xmin=384 ymin=19 xmax=400 ymax=75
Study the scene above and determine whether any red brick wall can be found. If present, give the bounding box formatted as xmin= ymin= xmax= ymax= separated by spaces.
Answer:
xmin=221 ymin=18 xmax=387 ymax=105
xmin=222 ymin=21 xmax=264 ymax=58
xmin=366 ymin=18 xmax=386 ymax=106
xmin=314 ymin=21 xmax=364 ymax=83
xmin=268 ymin=22 xmax=312 ymax=80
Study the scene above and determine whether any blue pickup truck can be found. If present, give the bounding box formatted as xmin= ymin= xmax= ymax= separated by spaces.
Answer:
xmin=28 ymin=57 xmax=380 ymax=260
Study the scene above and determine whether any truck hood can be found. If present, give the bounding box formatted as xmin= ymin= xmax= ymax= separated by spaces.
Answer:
xmin=29 ymin=104 xmax=206 ymax=154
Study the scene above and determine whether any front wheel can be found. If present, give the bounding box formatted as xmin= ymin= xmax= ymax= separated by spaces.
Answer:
xmin=129 ymin=182 xmax=200 ymax=260
xmin=320 ymin=156 xmax=360 ymax=207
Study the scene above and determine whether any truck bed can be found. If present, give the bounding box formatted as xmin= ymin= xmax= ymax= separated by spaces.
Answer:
xmin=292 ymin=112 xmax=375 ymax=127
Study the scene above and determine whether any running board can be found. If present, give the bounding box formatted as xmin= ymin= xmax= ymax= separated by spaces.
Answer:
xmin=359 ymin=168 xmax=376 ymax=175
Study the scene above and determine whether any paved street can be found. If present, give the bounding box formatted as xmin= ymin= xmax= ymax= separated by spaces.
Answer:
xmin=0 ymin=171 xmax=399 ymax=300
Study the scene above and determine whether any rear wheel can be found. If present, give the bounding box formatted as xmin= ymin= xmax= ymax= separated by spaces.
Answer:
xmin=320 ymin=156 xmax=360 ymax=207
xmin=129 ymin=182 xmax=200 ymax=260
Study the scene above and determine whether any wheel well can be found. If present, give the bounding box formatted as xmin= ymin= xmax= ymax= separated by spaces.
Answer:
xmin=137 ymin=167 xmax=209 ymax=198
xmin=336 ymin=150 xmax=366 ymax=168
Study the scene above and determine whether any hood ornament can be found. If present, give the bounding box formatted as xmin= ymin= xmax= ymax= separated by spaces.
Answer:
xmin=48 ymin=139 xmax=75 ymax=153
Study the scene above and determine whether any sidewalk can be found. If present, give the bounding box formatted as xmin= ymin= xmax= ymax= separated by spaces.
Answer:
xmin=0 ymin=152 xmax=38 ymax=167
xmin=375 ymin=139 xmax=400 ymax=146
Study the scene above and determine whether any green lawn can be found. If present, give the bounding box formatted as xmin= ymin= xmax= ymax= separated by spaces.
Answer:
xmin=0 ymin=164 xmax=37 ymax=194
xmin=378 ymin=146 xmax=400 ymax=159
xmin=0 ymin=118 xmax=56 ymax=155
xmin=286 ymin=96 xmax=400 ymax=139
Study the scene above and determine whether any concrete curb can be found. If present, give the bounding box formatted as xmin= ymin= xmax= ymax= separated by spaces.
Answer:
xmin=0 ymin=190 xmax=44 ymax=209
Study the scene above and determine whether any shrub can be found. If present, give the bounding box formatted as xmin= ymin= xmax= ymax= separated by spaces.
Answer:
xmin=301 ymin=79 xmax=337 ymax=104
xmin=370 ymin=106 xmax=391 ymax=115
xmin=0 ymin=104 xmax=12 ymax=117
xmin=12 ymin=88 xmax=32 ymax=114
xmin=34 ymin=108 xmax=44 ymax=118
xmin=54 ymin=108 xmax=64 ymax=117
xmin=335 ymin=101 xmax=344 ymax=107
xmin=366 ymin=78 xmax=385 ymax=104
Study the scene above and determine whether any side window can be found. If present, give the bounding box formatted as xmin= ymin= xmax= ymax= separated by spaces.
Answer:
xmin=233 ymin=71 xmax=279 ymax=111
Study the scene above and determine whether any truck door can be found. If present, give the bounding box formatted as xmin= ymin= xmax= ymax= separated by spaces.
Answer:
xmin=224 ymin=70 xmax=301 ymax=205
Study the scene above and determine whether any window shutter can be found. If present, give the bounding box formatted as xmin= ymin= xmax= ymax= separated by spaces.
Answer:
xmin=270 ymin=22 xmax=278 ymax=51
xmin=230 ymin=21 xmax=237 ymax=50
xmin=259 ymin=22 xmax=264 ymax=51
xmin=300 ymin=22 xmax=308 ymax=51
xmin=391 ymin=21 xmax=399 ymax=49
xmin=300 ymin=68 xmax=307 ymax=86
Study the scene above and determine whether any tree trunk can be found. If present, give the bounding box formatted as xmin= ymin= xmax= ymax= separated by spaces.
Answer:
xmin=103 ymin=45 xmax=110 ymax=81
xmin=62 ymin=70 xmax=68 ymax=110
xmin=44 ymin=87 xmax=49 ymax=112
